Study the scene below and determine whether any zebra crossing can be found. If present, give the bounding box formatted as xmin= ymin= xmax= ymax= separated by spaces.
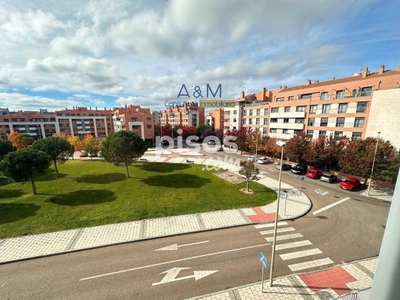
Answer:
xmin=254 ymin=222 xmax=333 ymax=272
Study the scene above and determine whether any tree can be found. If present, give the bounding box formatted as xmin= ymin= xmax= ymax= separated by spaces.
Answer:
xmin=247 ymin=129 xmax=263 ymax=155
xmin=52 ymin=133 xmax=68 ymax=139
xmin=0 ymin=148 xmax=51 ymax=194
xmin=0 ymin=139 xmax=15 ymax=161
xmin=196 ymin=124 xmax=213 ymax=139
xmin=260 ymin=137 xmax=281 ymax=162
xmin=67 ymin=135 xmax=83 ymax=153
xmin=82 ymin=134 xmax=101 ymax=158
xmin=284 ymin=132 xmax=311 ymax=162
xmin=226 ymin=127 xmax=252 ymax=153
xmin=7 ymin=132 xmax=30 ymax=150
xmin=32 ymin=137 xmax=74 ymax=178
xmin=239 ymin=160 xmax=260 ymax=192
xmin=101 ymin=131 xmax=148 ymax=178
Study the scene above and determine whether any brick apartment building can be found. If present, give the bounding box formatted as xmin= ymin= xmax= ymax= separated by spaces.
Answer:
xmin=160 ymin=102 xmax=205 ymax=127
xmin=0 ymin=106 xmax=113 ymax=140
xmin=113 ymin=105 xmax=154 ymax=143
xmin=205 ymin=108 xmax=224 ymax=130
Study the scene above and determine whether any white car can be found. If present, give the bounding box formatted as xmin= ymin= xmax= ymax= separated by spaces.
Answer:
xmin=257 ymin=157 xmax=269 ymax=164
xmin=248 ymin=155 xmax=258 ymax=162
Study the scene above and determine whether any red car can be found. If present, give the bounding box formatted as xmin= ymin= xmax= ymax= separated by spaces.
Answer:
xmin=339 ymin=177 xmax=361 ymax=191
xmin=305 ymin=169 xmax=322 ymax=179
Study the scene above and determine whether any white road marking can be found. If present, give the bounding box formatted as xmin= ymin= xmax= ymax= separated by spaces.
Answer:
xmin=280 ymin=248 xmax=322 ymax=260
xmin=152 ymin=267 xmax=218 ymax=286
xmin=313 ymin=197 xmax=351 ymax=215
xmin=1 ymin=282 xmax=6 ymax=288
xmin=259 ymin=227 xmax=295 ymax=235
xmin=322 ymin=191 xmax=329 ymax=196
xmin=254 ymin=222 xmax=288 ymax=229
xmin=265 ymin=233 xmax=303 ymax=242
xmin=79 ymin=243 xmax=270 ymax=281
xmin=155 ymin=240 xmax=209 ymax=251
xmin=275 ymin=240 xmax=312 ymax=251
xmin=288 ymin=258 xmax=334 ymax=272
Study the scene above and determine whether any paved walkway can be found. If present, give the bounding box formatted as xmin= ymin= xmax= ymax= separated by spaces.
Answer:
xmin=189 ymin=257 xmax=376 ymax=300
xmin=0 ymin=152 xmax=311 ymax=264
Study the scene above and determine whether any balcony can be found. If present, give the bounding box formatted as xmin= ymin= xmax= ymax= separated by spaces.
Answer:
xmin=269 ymin=122 xmax=304 ymax=130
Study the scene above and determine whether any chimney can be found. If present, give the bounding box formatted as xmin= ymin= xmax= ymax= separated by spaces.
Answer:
xmin=379 ymin=65 xmax=385 ymax=74
xmin=240 ymin=91 xmax=245 ymax=98
xmin=362 ymin=67 xmax=369 ymax=78
xmin=306 ymin=80 xmax=311 ymax=85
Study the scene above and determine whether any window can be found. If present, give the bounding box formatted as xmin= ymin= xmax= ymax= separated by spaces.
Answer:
xmin=146 ymin=117 xmax=151 ymax=121
xmin=271 ymin=107 xmax=279 ymax=113
xmin=301 ymin=94 xmax=312 ymax=99
xmin=309 ymin=105 xmax=317 ymax=114
xmin=306 ymin=130 xmax=313 ymax=138
xmin=270 ymin=128 xmax=277 ymax=133
xmin=264 ymin=108 xmax=268 ymax=114
xmin=288 ymin=96 xmax=294 ymax=101
xmin=263 ymin=119 xmax=268 ymax=125
xmin=322 ymin=104 xmax=331 ymax=114
xmin=256 ymin=118 xmax=260 ymax=125
xmin=283 ymin=118 xmax=289 ymax=123
xmin=334 ymin=131 xmax=343 ymax=140
xmin=248 ymin=119 xmax=252 ymax=125
xmin=296 ymin=106 xmax=306 ymax=112
xmin=352 ymin=132 xmax=362 ymax=140
xmin=319 ymin=130 xmax=326 ymax=138
xmin=249 ymin=110 xmax=253 ymax=116
xmin=336 ymin=90 xmax=345 ymax=99
xmin=320 ymin=118 xmax=328 ymax=127
xmin=256 ymin=109 xmax=260 ymax=116
xmin=233 ymin=118 xmax=237 ymax=122
xmin=295 ymin=118 xmax=304 ymax=123
xmin=338 ymin=103 xmax=348 ymax=113
xmin=336 ymin=117 xmax=345 ymax=127
xmin=354 ymin=117 xmax=364 ymax=128
xmin=360 ymin=86 xmax=372 ymax=96
xmin=282 ymin=129 xmax=289 ymax=134
xmin=146 ymin=124 xmax=152 ymax=129
xmin=233 ymin=110 xmax=237 ymax=115
xmin=356 ymin=101 xmax=367 ymax=113
xmin=284 ymin=106 xmax=290 ymax=112
xmin=271 ymin=118 xmax=278 ymax=123
xmin=225 ymin=111 xmax=230 ymax=115
xmin=276 ymin=97 xmax=284 ymax=102
xmin=308 ymin=118 xmax=315 ymax=126
xmin=320 ymin=92 xmax=328 ymax=100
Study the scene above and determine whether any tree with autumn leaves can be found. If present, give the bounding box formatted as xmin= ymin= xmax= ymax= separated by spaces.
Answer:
xmin=226 ymin=127 xmax=252 ymax=153
xmin=6 ymin=132 xmax=31 ymax=150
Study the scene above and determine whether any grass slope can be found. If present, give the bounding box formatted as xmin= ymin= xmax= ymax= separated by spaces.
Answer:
xmin=0 ymin=160 xmax=276 ymax=238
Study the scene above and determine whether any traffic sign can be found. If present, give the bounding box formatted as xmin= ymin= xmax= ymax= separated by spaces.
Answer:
xmin=260 ymin=252 xmax=267 ymax=269
xmin=300 ymin=176 xmax=305 ymax=181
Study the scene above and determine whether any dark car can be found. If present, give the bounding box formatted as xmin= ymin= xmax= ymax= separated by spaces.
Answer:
xmin=291 ymin=164 xmax=307 ymax=175
xmin=320 ymin=173 xmax=337 ymax=183
xmin=275 ymin=163 xmax=292 ymax=171
xmin=305 ymin=169 xmax=322 ymax=179
xmin=339 ymin=177 xmax=361 ymax=191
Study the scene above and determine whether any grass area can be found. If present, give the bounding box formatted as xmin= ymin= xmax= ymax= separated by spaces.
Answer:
xmin=0 ymin=161 xmax=276 ymax=239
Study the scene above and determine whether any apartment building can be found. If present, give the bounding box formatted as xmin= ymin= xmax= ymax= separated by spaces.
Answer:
xmin=0 ymin=106 xmax=113 ymax=139
xmin=239 ymin=65 xmax=400 ymax=146
xmin=205 ymin=108 xmax=224 ymax=130
xmin=160 ymin=102 xmax=205 ymax=127
xmin=113 ymin=105 xmax=154 ymax=143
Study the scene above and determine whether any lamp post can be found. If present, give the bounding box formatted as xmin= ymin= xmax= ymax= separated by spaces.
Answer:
xmin=367 ymin=131 xmax=381 ymax=196
xmin=255 ymin=127 xmax=258 ymax=158
xmin=269 ymin=140 xmax=286 ymax=287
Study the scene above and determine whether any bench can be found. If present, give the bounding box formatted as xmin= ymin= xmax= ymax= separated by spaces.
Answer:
xmin=139 ymin=158 xmax=148 ymax=162
xmin=186 ymin=159 xmax=194 ymax=164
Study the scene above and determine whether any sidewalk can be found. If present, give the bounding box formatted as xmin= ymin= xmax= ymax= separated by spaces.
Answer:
xmin=0 ymin=152 xmax=311 ymax=264
xmin=189 ymin=256 xmax=376 ymax=300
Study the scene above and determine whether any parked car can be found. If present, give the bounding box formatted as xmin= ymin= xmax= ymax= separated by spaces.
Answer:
xmin=291 ymin=164 xmax=307 ymax=175
xmin=207 ymin=140 xmax=217 ymax=146
xmin=320 ymin=173 xmax=337 ymax=183
xmin=275 ymin=163 xmax=292 ymax=171
xmin=257 ymin=157 xmax=269 ymax=164
xmin=79 ymin=152 xmax=88 ymax=157
xmin=248 ymin=155 xmax=258 ymax=162
xmin=339 ymin=177 xmax=361 ymax=191
xmin=305 ymin=169 xmax=322 ymax=179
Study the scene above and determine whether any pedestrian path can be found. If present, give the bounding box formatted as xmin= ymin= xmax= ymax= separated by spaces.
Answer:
xmin=254 ymin=222 xmax=333 ymax=273
xmin=0 ymin=154 xmax=312 ymax=264
xmin=189 ymin=256 xmax=377 ymax=300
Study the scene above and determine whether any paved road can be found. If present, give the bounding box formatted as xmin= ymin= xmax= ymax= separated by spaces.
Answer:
xmin=0 ymin=150 xmax=390 ymax=299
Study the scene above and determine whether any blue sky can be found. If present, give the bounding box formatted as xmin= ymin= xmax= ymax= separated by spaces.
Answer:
xmin=0 ymin=0 xmax=399 ymax=112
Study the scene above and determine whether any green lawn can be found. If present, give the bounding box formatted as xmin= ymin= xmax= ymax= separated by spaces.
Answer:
xmin=0 ymin=160 xmax=276 ymax=239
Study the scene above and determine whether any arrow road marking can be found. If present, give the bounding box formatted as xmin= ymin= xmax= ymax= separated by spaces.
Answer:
xmin=80 ymin=243 xmax=270 ymax=281
xmin=314 ymin=189 xmax=329 ymax=195
xmin=152 ymin=267 xmax=218 ymax=286
xmin=155 ymin=240 xmax=209 ymax=251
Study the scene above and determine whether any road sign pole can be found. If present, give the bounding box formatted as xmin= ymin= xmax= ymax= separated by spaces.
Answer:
xmin=261 ymin=264 xmax=264 ymax=292
xmin=300 ymin=176 xmax=304 ymax=190
xmin=283 ymin=191 xmax=288 ymax=217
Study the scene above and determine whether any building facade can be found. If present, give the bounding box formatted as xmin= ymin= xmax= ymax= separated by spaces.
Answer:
xmin=113 ymin=105 xmax=154 ymax=143
xmin=237 ymin=65 xmax=400 ymax=146
xmin=160 ymin=102 xmax=205 ymax=127
xmin=206 ymin=108 xmax=224 ymax=130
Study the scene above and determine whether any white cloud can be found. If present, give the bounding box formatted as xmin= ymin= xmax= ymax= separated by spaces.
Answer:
xmin=0 ymin=92 xmax=82 ymax=111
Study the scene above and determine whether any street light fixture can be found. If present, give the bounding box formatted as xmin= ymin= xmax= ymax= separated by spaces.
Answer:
xmin=269 ymin=140 xmax=286 ymax=287
xmin=367 ymin=131 xmax=381 ymax=196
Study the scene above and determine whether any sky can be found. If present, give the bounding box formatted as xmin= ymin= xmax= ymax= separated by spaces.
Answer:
xmin=0 ymin=0 xmax=399 ymax=112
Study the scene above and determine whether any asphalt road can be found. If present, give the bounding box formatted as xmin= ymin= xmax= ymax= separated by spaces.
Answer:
xmin=0 ymin=150 xmax=391 ymax=299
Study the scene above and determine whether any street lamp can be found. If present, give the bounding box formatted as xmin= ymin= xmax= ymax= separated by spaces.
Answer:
xmin=269 ymin=140 xmax=286 ymax=287
xmin=367 ymin=131 xmax=381 ymax=196
xmin=255 ymin=127 xmax=258 ymax=158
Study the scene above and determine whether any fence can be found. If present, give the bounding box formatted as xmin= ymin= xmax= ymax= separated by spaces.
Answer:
xmin=333 ymin=287 xmax=371 ymax=300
